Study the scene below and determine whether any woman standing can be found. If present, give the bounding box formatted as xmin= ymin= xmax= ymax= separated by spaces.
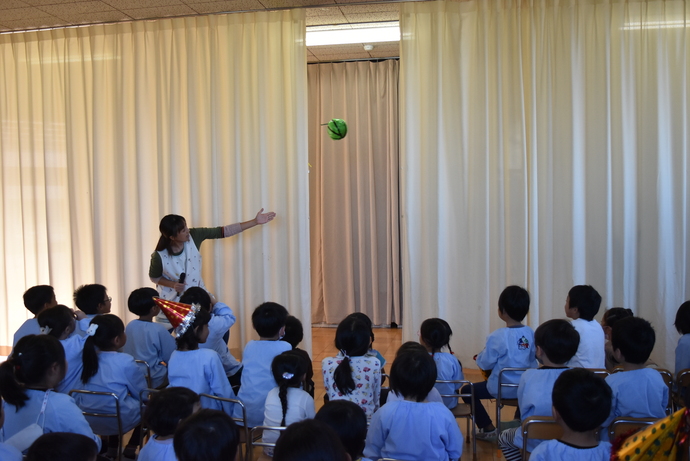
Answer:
xmin=149 ymin=208 xmax=276 ymax=303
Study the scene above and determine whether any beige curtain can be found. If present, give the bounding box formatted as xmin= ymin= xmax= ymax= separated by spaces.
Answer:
xmin=308 ymin=60 xmax=401 ymax=326
xmin=400 ymin=0 xmax=689 ymax=368
xmin=0 ymin=11 xmax=311 ymax=353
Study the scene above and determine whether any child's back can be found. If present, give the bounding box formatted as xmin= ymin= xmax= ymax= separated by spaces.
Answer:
xmin=77 ymin=350 xmax=146 ymax=434
xmin=123 ymin=288 xmax=176 ymax=388
xmin=234 ymin=302 xmax=291 ymax=427
xmin=603 ymin=317 xmax=668 ymax=430
xmin=364 ymin=349 xmax=463 ymax=461
xmin=13 ymin=285 xmax=56 ymax=346
xmin=564 ymin=285 xmax=605 ymax=368
xmin=418 ymin=319 xmax=463 ymax=409
xmin=168 ymin=348 xmax=235 ymax=412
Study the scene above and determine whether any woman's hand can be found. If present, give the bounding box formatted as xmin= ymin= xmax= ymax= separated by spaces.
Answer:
xmin=172 ymin=282 xmax=186 ymax=293
xmin=255 ymin=208 xmax=276 ymax=225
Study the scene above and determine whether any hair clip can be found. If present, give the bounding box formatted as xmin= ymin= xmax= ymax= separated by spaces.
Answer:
xmin=17 ymin=352 xmax=22 ymax=357
xmin=282 ymin=372 xmax=294 ymax=380
xmin=86 ymin=324 xmax=99 ymax=337
xmin=39 ymin=326 xmax=52 ymax=335
xmin=340 ymin=349 xmax=350 ymax=359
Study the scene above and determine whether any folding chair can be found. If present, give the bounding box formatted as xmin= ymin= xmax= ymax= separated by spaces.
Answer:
xmin=436 ymin=379 xmax=476 ymax=459
xmin=496 ymin=368 xmax=529 ymax=434
xmin=138 ymin=388 xmax=160 ymax=447
xmin=200 ymin=394 xmax=251 ymax=461
xmin=608 ymin=416 xmax=657 ymax=441
xmin=380 ymin=373 xmax=391 ymax=406
xmin=654 ymin=368 xmax=674 ymax=414
xmin=134 ymin=360 xmax=152 ymax=388
xmin=250 ymin=425 xmax=286 ymax=461
xmin=70 ymin=389 xmax=124 ymax=461
xmin=521 ymin=416 xmax=563 ymax=461
xmin=674 ymin=368 xmax=690 ymax=410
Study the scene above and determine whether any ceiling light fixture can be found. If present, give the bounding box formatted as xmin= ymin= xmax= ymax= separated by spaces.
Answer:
xmin=306 ymin=21 xmax=400 ymax=46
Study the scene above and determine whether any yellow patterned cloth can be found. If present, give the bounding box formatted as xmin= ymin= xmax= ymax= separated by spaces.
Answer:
xmin=614 ymin=408 xmax=688 ymax=461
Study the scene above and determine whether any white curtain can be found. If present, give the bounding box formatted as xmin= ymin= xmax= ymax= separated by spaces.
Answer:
xmin=308 ymin=60 xmax=401 ymax=326
xmin=400 ymin=0 xmax=689 ymax=368
xmin=0 ymin=11 xmax=311 ymax=353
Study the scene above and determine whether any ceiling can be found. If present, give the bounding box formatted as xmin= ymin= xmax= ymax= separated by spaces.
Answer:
xmin=0 ymin=0 xmax=405 ymax=62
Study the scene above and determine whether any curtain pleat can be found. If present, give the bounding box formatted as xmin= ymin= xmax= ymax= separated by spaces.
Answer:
xmin=308 ymin=60 xmax=401 ymax=326
xmin=0 ymin=11 xmax=311 ymax=353
xmin=401 ymin=0 xmax=689 ymax=368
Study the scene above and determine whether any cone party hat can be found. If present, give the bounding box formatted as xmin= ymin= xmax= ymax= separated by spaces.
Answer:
xmin=153 ymin=298 xmax=200 ymax=336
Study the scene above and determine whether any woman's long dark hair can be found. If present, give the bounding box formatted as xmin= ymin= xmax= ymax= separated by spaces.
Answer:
xmin=175 ymin=309 xmax=211 ymax=351
xmin=37 ymin=305 xmax=74 ymax=339
xmin=0 ymin=335 xmax=65 ymax=408
xmin=81 ymin=315 xmax=124 ymax=384
xmin=332 ymin=317 xmax=370 ymax=395
xmin=155 ymin=215 xmax=187 ymax=253
xmin=271 ymin=351 xmax=307 ymax=426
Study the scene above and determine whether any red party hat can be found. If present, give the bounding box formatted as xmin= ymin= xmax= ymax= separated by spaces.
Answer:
xmin=153 ymin=298 xmax=200 ymax=336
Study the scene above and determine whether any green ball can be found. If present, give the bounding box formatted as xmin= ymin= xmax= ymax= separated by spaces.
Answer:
xmin=327 ymin=119 xmax=348 ymax=140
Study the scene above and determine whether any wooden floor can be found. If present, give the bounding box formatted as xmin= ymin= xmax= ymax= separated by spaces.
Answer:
xmin=249 ymin=326 xmax=507 ymax=461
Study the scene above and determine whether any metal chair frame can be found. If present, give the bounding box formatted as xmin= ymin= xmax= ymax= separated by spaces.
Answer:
xmin=436 ymin=379 xmax=477 ymax=460
xmin=674 ymin=368 xmax=690 ymax=411
xmin=607 ymin=416 xmax=657 ymax=441
xmin=200 ymin=393 xmax=251 ymax=461
xmin=138 ymin=388 xmax=160 ymax=447
xmin=250 ymin=425 xmax=286 ymax=460
xmin=496 ymin=367 xmax=529 ymax=434
xmin=521 ymin=416 xmax=562 ymax=461
xmin=70 ymin=389 xmax=124 ymax=461
xmin=134 ymin=359 xmax=153 ymax=389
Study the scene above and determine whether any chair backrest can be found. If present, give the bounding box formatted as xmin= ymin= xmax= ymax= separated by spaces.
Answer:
xmin=199 ymin=394 xmax=250 ymax=461
xmin=69 ymin=389 xmax=123 ymax=461
xmin=608 ymin=416 xmax=657 ymax=441
xmin=585 ymin=368 xmax=610 ymax=379
xmin=654 ymin=368 xmax=674 ymax=414
xmin=134 ymin=359 xmax=152 ymax=388
xmin=435 ymin=379 xmax=474 ymax=413
xmin=250 ymin=425 xmax=286 ymax=461
xmin=497 ymin=367 xmax=530 ymax=401
xmin=521 ymin=416 xmax=563 ymax=459
xmin=676 ymin=368 xmax=690 ymax=409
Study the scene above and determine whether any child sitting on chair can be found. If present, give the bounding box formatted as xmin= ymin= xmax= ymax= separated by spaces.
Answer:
xmin=174 ymin=409 xmax=240 ymax=461
xmin=315 ymin=400 xmax=369 ymax=461
xmin=498 ymin=319 xmax=580 ymax=460
xmin=13 ymin=285 xmax=57 ymax=347
xmin=138 ymin=387 xmax=201 ymax=461
xmin=602 ymin=317 xmax=668 ymax=434
xmin=564 ymin=285 xmax=605 ymax=368
xmin=364 ymin=348 xmax=463 ymax=461
xmin=466 ymin=285 xmax=537 ymax=440
xmin=528 ymin=368 xmax=612 ymax=460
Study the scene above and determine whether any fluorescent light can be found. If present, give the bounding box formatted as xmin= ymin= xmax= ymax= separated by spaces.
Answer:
xmin=622 ymin=20 xmax=687 ymax=30
xmin=306 ymin=22 xmax=400 ymax=46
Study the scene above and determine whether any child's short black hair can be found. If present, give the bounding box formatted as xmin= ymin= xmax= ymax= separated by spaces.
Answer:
xmin=602 ymin=307 xmax=634 ymax=329
xmin=37 ymin=305 xmax=75 ymax=339
xmin=252 ymin=302 xmax=288 ymax=338
xmin=390 ymin=349 xmax=437 ymax=402
xmin=675 ymin=301 xmax=690 ymax=335
xmin=282 ymin=315 xmax=304 ymax=349
xmin=498 ymin=285 xmax=530 ymax=322
xmin=611 ymin=316 xmax=655 ymax=364
xmin=552 ymin=368 xmax=611 ymax=432
xmin=315 ymin=401 xmax=367 ymax=461
xmin=174 ymin=409 xmax=239 ymax=461
xmin=144 ymin=387 xmax=200 ymax=437
xmin=273 ymin=419 xmax=349 ymax=461
xmin=127 ymin=287 xmax=159 ymax=316
xmin=26 ymin=432 xmax=99 ymax=461
xmin=73 ymin=284 xmax=107 ymax=315
xmin=396 ymin=341 xmax=427 ymax=357
xmin=534 ymin=319 xmax=579 ymax=365
xmin=567 ymin=285 xmax=602 ymax=321
xmin=419 ymin=318 xmax=453 ymax=353
xmin=179 ymin=287 xmax=212 ymax=312
xmin=23 ymin=285 xmax=55 ymax=315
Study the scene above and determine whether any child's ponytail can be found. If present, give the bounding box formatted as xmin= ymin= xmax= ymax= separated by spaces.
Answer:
xmin=81 ymin=314 xmax=125 ymax=384
xmin=37 ymin=305 xmax=74 ymax=339
xmin=175 ymin=309 xmax=211 ymax=351
xmin=420 ymin=318 xmax=451 ymax=355
xmin=0 ymin=335 xmax=65 ymax=408
xmin=333 ymin=317 xmax=371 ymax=396
xmin=271 ymin=351 xmax=306 ymax=426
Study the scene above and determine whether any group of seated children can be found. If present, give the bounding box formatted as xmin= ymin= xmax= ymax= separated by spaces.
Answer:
xmin=3 ymin=280 xmax=688 ymax=461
